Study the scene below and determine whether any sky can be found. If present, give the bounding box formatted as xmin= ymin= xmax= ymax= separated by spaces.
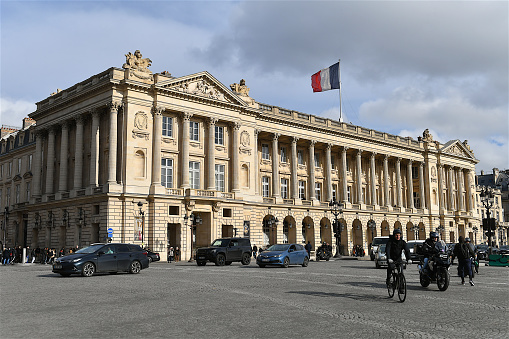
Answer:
xmin=1 ymin=0 xmax=507 ymax=173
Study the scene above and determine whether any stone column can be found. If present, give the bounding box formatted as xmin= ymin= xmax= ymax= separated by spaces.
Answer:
xmin=395 ymin=158 xmax=402 ymax=207
xmin=74 ymin=116 xmax=84 ymax=190
xmin=356 ymin=149 xmax=363 ymax=204
xmin=45 ymin=127 xmax=56 ymax=194
xmin=151 ymin=106 xmax=163 ymax=187
xmin=457 ymin=168 xmax=464 ymax=211
xmin=207 ymin=118 xmax=218 ymax=190
xmin=232 ymin=122 xmax=241 ymax=192
xmin=407 ymin=160 xmax=414 ymax=208
xmin=383 ymin=155 xmax=390 ymax=207
xmin=448 ymin=167 xmax=454 ymax=211
xmin=438 ymin=164 xmax=444 ymax=211
xmin=254 ymin=129 xmax=259 ymax=195
xmin=58 ymin=122 xmax=69 ymax=192
xmin=181 ymin=112 xmax=192 ymax=189
xmin=419 ymin=162 xmax=425 ymax=209
xmin=271 ymin=133 xmax=280 ymax=197
xmin=291 ymin=137 xmax=299 ymax=199
xmin=33 ymin=131 xmax=43 ymax=196
xmin=309 ymin=141 xmax=316 ymax=200
xmin=107 ymin=102 xmax=120 ymax=184
xmin=370 ymin=153 xmax=376 ymax=206
xmin=89 ymin=110 xmax=100 ymax=188
xmin=341 ymin=147 xmax=348 ymax=203
xmin=325 ymin=144 xmax=332 ymax=202
xmin=465 ymin=169 xmax=473 ymax=211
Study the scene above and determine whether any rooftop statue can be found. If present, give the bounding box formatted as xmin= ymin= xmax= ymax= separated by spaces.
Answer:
xmin=230 ymin=79 xmax=250 ymax=97
xmin=422 ymin=128 xmax=434 ymax=142
xmin=123 ymin=50 xmax=153 ymax=80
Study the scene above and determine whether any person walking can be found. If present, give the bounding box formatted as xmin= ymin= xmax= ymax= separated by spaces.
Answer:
xmin=305 ymin=241 xmax=312 ymax=259
xmin=252 ymin=244 xmax=258 ymax=259
xmin=174 ymin=247 xmax=180 ymax=262
xmin=453 ymin=236 xmax=475 ymax=286
xmin=167 ymin=247 xmax=175 ymax=263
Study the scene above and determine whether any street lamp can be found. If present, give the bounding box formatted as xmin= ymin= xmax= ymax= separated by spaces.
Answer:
xmin=480 ymin=187 xmax=495 ymax=255
xmin=411 ymin=225 xmax=420 ymax=240
xmin=34 ymin=212 xmax=41 ymax=229
xmin=367 ymin=219 xmax=376 ymax=245
xmin=436 ymin=224 xmax=445 ymax=239
xmin=472 ymin=226 xmax=479 ymax=245
xmin=62 ymin=210 xmax=70 ymax=228
xmin=329 ymin=199 xmax=343 ymax=258
xmin=2 ymin=207 xmax=9 ymax=249
xmin=186 ymin=213 xmax=202 ymax=262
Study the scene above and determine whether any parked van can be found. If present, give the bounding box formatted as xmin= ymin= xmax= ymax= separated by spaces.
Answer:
xmin=370 ymin=236 xmax=390 ymax=260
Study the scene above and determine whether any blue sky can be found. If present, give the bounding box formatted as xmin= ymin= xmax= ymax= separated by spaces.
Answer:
xmin=1 ymin=0 xmax=507 ymax=173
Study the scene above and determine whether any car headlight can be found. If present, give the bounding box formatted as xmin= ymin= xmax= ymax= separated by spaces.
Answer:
xmin=72 ymin=258 xmax=82 ymax=263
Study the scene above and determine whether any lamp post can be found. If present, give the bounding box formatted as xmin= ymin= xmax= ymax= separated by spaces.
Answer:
xmin=186 ymin=213 xmax=202 ymax=262
xmin=436 ymin=224 xmax=445 ymax=240
xmin=480 ymin=187 xmax=495 ymax=255
xmin=329 ymin=199 xmax=343 ymax=258
xmin=411 ymin=225 xmax=420 ymax=240
xmin=367 ymin=219 xmax=376 ymax=245
xmin=2 ymin=207 xmax=9 ymax=249
xmin=266 ymin=215 xmax=278 ymax=245
xmin=62 ymin=210 xmax=70 ymax=228
xmin=472 ymin=226 xmax=478 ymax=245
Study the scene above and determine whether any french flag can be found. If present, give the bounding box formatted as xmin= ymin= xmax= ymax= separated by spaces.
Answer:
xmin=311 ymin=62 xmax=340 ymax=92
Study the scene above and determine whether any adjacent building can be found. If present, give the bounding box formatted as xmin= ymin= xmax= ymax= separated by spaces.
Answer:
xmin=0 ymin=51 xmax=482 ymax=259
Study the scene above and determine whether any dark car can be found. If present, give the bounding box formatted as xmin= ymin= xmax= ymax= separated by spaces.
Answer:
xmin=52 ymin=243 xmax=150 ymax=277
xmin=196 ymin=237 xmax=252 ymax=266
xmin=497 ymin=245 xmax=509 ymax=255
xmin=476 ymin=244 xmax=489 ymax=260
xmin=145 ymin=249 xmax=160 ymax=263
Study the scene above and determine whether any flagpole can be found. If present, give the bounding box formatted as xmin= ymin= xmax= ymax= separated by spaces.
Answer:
xmin=338 ymin=59 xmax=343 ymax=123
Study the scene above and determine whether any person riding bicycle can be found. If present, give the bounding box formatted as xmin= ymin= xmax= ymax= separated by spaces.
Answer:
xmin=421 ymin=231 xmax=439 ymax=273
xmin=385 ymin=229 xmax=410 ymax=285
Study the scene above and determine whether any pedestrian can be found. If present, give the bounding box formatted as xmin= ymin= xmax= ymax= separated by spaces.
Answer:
xmin=252 ymin=243 xmax=258 ymax=259
xmin=168 ymin=247 xmax=174 ymax=263
xmin=305 ymin=241 xmax=312 ymax=259
xmin=174 ymin=247 xmax=180 ymax=262
xmin=2 ymin=247 xmax=10 ymax=265
xmin=31 ymin=247 xmax=36 ymax=263
xmin=453 ymin=236 xmax=475 ymax=286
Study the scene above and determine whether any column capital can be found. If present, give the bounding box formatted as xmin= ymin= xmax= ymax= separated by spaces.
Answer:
xmin=292 ymin=137 xmax=299 ymax=145
xmin=74 ymin=114 xmax=85 ymax=125
xmin=326 ymin=143 xmax=332 ymax=150
xmin=408 ymin=159 xmax=413 ymax=165
xmin=151 ymin=105 xmax=164 ymax=116
xmin=207 ymin=117 xmax=218 ymax=127
xmin=309 ymin=140 xmax=316 ymax=147
xmin=108 ymin=101 xmax=122 ymax=113
xmin=342 ymin=146 xmax=349 ymax=153
xmin=370 ymin=152 xmax=376 ymax=159
xmin=396 ymin=157 xmax=401 ymax=164
xmin=356 ymin=149 xmax=363 ymax=156
xmin=182 ymin=111 xmax=193 ymax=121
xmin=384 ymin=154 xmax=389 ymax=161
xmin=231 ymin=121 xmax=242 ymax=131
xmin=61 ymin=120 xmax=70 ymax=130
xmin=254 ymin=129 xmax=260 ymax=136
xmin=90 ymin=108 xmax=101 ymax=119
xmin=272 ymin=132 xmax=280 ymax=140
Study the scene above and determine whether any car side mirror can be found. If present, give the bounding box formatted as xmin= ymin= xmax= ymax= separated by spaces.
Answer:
xmin=97 ymin=251 xmax=105 ymax=256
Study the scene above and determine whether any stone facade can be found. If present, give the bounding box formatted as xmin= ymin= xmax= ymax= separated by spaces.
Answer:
xmin=0 ymin=51 xmax=482 ymax=258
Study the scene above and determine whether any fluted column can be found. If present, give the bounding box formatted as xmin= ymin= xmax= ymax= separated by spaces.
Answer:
xmin=438 ymin=164 xmax=444 ymax=211
xmin=356 ymin=149 xmax=363 ymax=204
xmin=151 ymin=106 xmax=163 ymax=187
xmin=291 ymin=137 xmax=299 ymax=199
xmin=341 ymin=147 xmax=348 ymax=203
xmin=89 ymin=110 xmax=100 ymax=187
xmin=407 ymin=160 xmax=414 ymax=208
xmin=232 ymin=122 xmax=241 ymax=192
xmin=465 ymin=169 xmax=473 ymax=211
xmin=107 ymin=102 xmax=120 ymax=184
xmin=33 ymin=131 xmax=43 ymax=196
xmin=73 ymin=116 xmax=84 ymax=189
xmin=325 ymin=144 xmax=332 ymax=202
xmin=457 ymin=168 xmax=464 ymax=211
xmin=254 ymin=130 xmax=259 ymax=195
xmin=271 ymin=133 xmax=280 ymax=197
xmin=419 ymin=162 xmax=425 ymax=209
xmin=383 ymin=155 xmax=390 ymax=207
xmin=448 ymin=166 xmax=454 ymax=210
xmin=181 ymin=112 xmax=192 ymax=189
xmin=309 ymin=141 xmax=316 ymax=200
xmin=207 ymin=118 xmax=218 ymax=190
xmin=58 ymin=122 xmax=69 ymax=192
xmin=370 ymin=153 xmax=376 ymax=205
xmin=395 ymin=158 xmax=402 ymax=207
xmin=45 ymin=127 xmax=56 ymax=194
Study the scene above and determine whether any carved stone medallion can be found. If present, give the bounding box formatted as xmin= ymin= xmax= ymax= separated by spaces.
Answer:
xmin=134 ymin=112 xmax=148 ymax=130
xmin=240 ymin=131 xmax=250 ymax=147
xmin=431 ymin=166 xmax=437 ymax=178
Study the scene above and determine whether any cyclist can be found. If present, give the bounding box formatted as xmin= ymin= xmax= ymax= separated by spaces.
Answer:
xmin=421 ymin=231 xmax=439 ymax=273
xmin=386 ymin=229 xmax=410 ymax=286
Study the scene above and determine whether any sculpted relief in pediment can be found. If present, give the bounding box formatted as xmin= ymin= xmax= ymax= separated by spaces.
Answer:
xmin=170 ymin=79 xmax=229 ymax=102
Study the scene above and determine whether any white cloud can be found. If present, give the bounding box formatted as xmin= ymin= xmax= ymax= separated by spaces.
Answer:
xmin=0 ymin=98 xmax=36 ymax=127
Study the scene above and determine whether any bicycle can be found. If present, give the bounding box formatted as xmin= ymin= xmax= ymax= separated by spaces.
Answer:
xmin=387 ymin=260 xmax=407 ymax=302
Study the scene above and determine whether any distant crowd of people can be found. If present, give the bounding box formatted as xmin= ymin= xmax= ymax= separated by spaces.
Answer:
xmin=1 ymin=246 xmax=80 ymax=265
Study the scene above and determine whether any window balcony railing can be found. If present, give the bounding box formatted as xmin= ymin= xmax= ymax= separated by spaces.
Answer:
xmin=166 ymin=188 xmax=184 ymax=196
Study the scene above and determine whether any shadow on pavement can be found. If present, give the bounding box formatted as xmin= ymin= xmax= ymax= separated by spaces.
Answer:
xmin=287 ymin=290 xmax=388 ymax=302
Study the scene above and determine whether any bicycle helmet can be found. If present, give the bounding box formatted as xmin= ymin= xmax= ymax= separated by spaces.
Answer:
xmin=429 ymin=232 xmax=438 ymax=239
xmin=465 ymin=237 xmax=471 ymax=242
xmin=393 ymin=229 xmax=402 ymax=236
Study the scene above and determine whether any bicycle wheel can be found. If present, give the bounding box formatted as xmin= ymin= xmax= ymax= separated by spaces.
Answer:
xmin=387 ymin=273 xmax=396 ymax=298
xmin=397 ymin=274 xmax=407 ymax=302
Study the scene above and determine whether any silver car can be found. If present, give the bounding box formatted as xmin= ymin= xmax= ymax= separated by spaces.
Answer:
xmin=375 ymin=244 xmax=407 ymax=269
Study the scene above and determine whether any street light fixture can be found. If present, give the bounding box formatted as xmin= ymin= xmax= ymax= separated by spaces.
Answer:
xmin=329 ymin=198 xmax=343 ymax=258
xmin=367 ymin=219 xmax=376 ymax=245
xmin=186 ymin=213 xmax=202 ymax=262
xmin=480 ymin=187 xmax=495 ymax=255
xmin=472 ymin=226 xmax=479 ymax=245
xmin=411 ymin=224 xmax=420 ymax=240
xmin=34 ymin=212 xmax=41 ymax=229
xmin=2 ymin=207 xmax=9 ymax=249
xmin=435 ymin=224 xmax=445 ymax=239
xmin=62 ymin=210 xmax=70 ymax=228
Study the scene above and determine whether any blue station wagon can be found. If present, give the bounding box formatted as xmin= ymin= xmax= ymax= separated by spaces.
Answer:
xmin=256 ymin=243 xmax=309 ymax=268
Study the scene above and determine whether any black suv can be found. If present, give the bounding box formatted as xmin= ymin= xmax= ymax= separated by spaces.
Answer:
xmin=196 ymin=238 xmax=252 ymax=266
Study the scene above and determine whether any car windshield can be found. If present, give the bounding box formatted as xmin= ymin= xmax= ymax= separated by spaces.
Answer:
xmin=75 ymin=244 xmax=104 ymax=254
xmin=211 ymin=239 xmax=231 ymax=247
xmin=378 ymin=244 xmax=386 ymax=253
xmin=499 ymin=245 xmax=509 ymax=250
xmin=266 ymin=244 xmax=290 ymax=252
xmin=372 ymin=238 xmax=389 ymax=246
xmin=476 ymin=245 xmax=488 ymax=250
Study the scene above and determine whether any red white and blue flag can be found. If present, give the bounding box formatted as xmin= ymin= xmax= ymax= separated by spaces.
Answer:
xmin=311 ymin=62 xmax=340 ymax=92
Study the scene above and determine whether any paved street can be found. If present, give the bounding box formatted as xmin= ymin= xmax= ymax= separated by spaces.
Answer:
xmin=1 ymin=258 xmax=507 ymax=339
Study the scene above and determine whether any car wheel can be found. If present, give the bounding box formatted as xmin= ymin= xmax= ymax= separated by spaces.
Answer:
xmin=129 ymin=260 xmax=142 ymax=274
xmin=325 ymin=257 xmax=330 ymax=261
xmin=215 ymin=254 xmax=226 ymax=266
xmin=258 ymin=264 xmax=266 ymax=268
xmin=81 ymin=262 xmax=95 ymax=277
xmin=196 ymin=261 xmax=206 ymax=266
xmin=316 ymin=256 xmax=320 ymax=262
xmin=302 ymin=257 xmax=309 ymax=267
xmin=59 ymin=273 xmax=71 ymax=277
xmin=148 ymin=257 xmax=153 ymax=263
xmin=241 ymin=253 xmax=251 ymax=265
xmin=283 ymin=257 xmax=290 ymax=268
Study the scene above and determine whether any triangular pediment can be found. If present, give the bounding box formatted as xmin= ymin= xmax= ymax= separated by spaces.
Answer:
xmin=156 ymin=71 xmax=248 ymax=106
xmin=440 ymin=140 xmax=476 ymax=160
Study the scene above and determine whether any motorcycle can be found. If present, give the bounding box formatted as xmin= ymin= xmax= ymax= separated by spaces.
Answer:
xmin=418 ymin=241 xmax=451 ymax=291
xmin=315 ymin=244 xmax=333 ymax=261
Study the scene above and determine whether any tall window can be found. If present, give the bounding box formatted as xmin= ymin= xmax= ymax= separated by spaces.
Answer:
xmin=28 ymin=154 xmax=33 ymax=171
xmin=26 ymin=182 xmax=31 ymax=202
xmin=262 ymin=177 xmax=270 ymax=197
xmin=162 ymin=116 xmax=173 ymax=137
xmin=15 ymin=185 xmax=20 ymax=204
xmin=6 ymin=187 xmax=11 ymax=206
xmin=347 ymin=186 xmax=351 ymax=202
xmin=261 ymin=144 xmax=269 ymax=160
xmin=280 ymin=147 xmax=287 ymax=163
xmin=281 ymin=178 xmax=288 ymax=199
xmin=413 ymin=192 xmax=420 ymax=208
xmin=298 ymin=150 xmax=304 ymax=165
xmin=215 ymin=164 xmax=225 ymax=192
xmin=0 ymin=164 xmax=3 ymax=178
xmin=17 ymin=158 xmax=22 ymax=174
xmin=0 ymin=189 xmax=2 ymax=209
xmin=331 ymin=155 xmax=335 ymax=170
xmin=315 ymin=183 xmax=322 ymax=201
xmin=189 ymin=161 xmax=200 ymax=189
xmin=215 ymin=126 xmax=224 ymax=145
xmin=412 ymin=166 xmax=418 ymax=179
xmin=189 ymin=121 xmax=199 ymax=141
xmin=8 ymin=162 xmax=12 ymax=177
xmin=314 ymin=153 xmax=320 ymax=168
xmin=161 ymin=158 xmax=173 ymax=188
xmin=299 ymin=181 xmax=306 ymax=200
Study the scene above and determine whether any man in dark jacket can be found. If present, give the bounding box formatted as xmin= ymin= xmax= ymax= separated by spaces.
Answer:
xmin=386 ymin=229 xmax=410 ymax=285
xmin=453 ymin=236 xmax=475 ymax=286
xmin=421 ymin=232 xmax=439 ymax=273
xmin=305 ymin=241 xmax=312 ymax=259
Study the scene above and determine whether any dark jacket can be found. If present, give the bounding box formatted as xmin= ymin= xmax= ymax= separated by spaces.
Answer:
xmin=422 ymin=238 xmax=437 ymax=257
xmin=386 ymin=236 xmax=410 ymax=262
xmin=453 ymin=242 xmax=475 ymax=261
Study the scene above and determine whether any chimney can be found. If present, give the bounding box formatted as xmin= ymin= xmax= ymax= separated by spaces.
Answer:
xmin=493 ymin=168 xmax=499 ymax=183
xmin=23 ymin=117 xmax=36 ymax=129
xmin=1 ymin=125 xmax=19 ymax=138
xmin=480 ymin=170 xmax=484 ymax=176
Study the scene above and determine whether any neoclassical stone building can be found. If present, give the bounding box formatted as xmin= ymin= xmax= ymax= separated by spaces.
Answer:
xmin=0 ymin=51 xmax=482 ymax=259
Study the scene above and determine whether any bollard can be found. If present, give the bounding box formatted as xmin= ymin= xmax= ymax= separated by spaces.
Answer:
xmin=23 ymin=248 xmax=27 ymax=264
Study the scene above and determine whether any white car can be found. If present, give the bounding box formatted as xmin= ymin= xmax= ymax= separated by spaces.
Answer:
xmin=370 ymin=236 xmax=390 ymax=260
xmin=375 ymin=244 xmax=407 ymax=269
